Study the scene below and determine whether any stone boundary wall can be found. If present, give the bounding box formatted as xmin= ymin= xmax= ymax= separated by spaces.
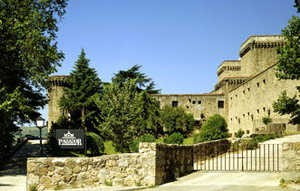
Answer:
xmin=27 ymin=139 xmax=228 ymax=190
xmin=155 ymin=143 xmax=194 ymax=184
xmin=193 ymin=139 xmax=230 ymax=162
xmin=281 ymin=142 xmax=300 ymax=183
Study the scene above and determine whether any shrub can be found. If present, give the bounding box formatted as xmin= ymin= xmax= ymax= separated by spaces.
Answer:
xmin=194 ymin=114 xmax=229 ymax=143
xmin=164 ymin=132 xmax=184 ymax=144
xmin=262 ymin=116 xmax=272 ymax=125
xmin=241 ymin=139 xmax=258 ymax=150
xmin=130 ymin=134 xmax=156 ymax=152
xmin=160 ymin=105 xmax=195 ymax=137
xmin=87 ymin=132 xmax=104 ymax=155
xmin=235 ymin=128 xmax=245 ymax=138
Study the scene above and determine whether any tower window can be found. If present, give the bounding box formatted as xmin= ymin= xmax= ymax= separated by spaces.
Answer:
xmin=218 ymin=100 xmax=224 ymax=108
xmin=172 ymin=101 xmax=178 ymax=107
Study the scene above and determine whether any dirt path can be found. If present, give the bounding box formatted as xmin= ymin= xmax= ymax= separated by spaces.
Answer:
xmin=0 ymin=140 xmax=45 ymax=191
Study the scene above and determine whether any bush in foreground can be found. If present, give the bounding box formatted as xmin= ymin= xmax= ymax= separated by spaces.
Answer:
xmin=194 ymin=114 xmax=229 ymax=143
xmin=164 ymin=132 xmax=184 ymax=144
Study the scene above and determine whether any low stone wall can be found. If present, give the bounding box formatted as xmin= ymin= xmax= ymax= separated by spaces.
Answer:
xmin=27 ymin=139 xmax=229 ymax=190
xmin=27 ymin=144 xmax=156 ymax=191
xmin=281 ymin=142 xmax=300 ymax=183
xmin=155 ymin=143 xmax=193 ymax=184
xmin=193 ymin=139 xmax=230 ymax=161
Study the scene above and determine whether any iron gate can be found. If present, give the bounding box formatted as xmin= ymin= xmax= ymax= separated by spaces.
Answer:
xmin=194 ymin=144 xmax=282 ymax=172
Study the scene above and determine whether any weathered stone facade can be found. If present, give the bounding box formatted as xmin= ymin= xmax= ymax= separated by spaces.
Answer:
xmin=281 ymin=142 xmax=300 ymax=183
xmin=27 ymin=140 xmax=227 ymax=190
xmin=152 ymin=94 xmax=225 ymax=122
xmin=152 ymin=35 xmax=300 ymax=136
xmin=48 ymin=75 xmax=69 ymax=130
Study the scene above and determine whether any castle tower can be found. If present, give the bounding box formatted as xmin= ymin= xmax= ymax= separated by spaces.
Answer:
xmin=48 ymin=75 xmax=69 ymax=130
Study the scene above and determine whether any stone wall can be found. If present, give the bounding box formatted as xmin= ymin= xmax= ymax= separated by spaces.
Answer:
xmin=152 ymin=94 xmax=225 ymax=121
xmin=281 ymin=142 xmax=300 ymax=183
xmin=228 ymin=64 xmax=300 ymax=135
xmin=155 ymin=143 xmax=194 ymax=184
xmin=193 ymin=139 xmax=230 ymax=161
xmin=27 ymin=144 xmax=156 ymax=191
xmin=27 ymin=140 xmax=228 ymax=190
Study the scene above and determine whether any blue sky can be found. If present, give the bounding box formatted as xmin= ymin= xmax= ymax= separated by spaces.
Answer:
xmin=39 ymin=0 xmax=297 ymax=121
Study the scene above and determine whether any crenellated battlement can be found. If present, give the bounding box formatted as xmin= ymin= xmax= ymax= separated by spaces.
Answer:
xmin=48 ymin=75 xmax=70 ymax=87
xmin=239 ymin=35 xmax=285 ymax=57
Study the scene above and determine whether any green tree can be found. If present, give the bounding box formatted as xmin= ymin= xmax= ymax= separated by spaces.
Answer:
xmin=59 ymin=49 xmax=102 ymax=131
xmin=273 ymin=91 xmax=300 ymax=124
xmin=113 ymin=65 xmax=160 ymax=94
xmin=95 ymin=79 xmax=142 ymax=153
xmin=160 ymin=105 xmax=194 ymax=136
xmin=0 ymin=0 xmax=67 ymax=158
xmin=273 ymin=2 xmax=300 ymax=124
xmin=194 ymin=114 xmax=229 ymax=143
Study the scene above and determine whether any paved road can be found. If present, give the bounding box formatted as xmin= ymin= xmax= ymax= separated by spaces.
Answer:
xmin=0 ymin=140 xmax=45 ymax=191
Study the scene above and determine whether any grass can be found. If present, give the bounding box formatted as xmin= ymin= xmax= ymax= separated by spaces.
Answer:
xmin=183 ymin=137 xmax=194 ymax=145
xmin=104 ymin=141 xmax=120 ymax=155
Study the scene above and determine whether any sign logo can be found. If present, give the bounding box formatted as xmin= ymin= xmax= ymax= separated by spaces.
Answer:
xmin=55 ymin=129 xmax=85 ymax=149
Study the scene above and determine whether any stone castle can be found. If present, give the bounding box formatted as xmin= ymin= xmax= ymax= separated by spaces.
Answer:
xmin=48 ymin=35 xmax=300 ymax=136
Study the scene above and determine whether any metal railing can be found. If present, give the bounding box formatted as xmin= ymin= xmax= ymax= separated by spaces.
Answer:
xmin=194 ymin=144 xmax=282 ymax=172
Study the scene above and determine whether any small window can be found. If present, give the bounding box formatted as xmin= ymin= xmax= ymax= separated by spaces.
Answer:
xmin=263 ymin=79 xmax=266 ymax=84
xmin=172 ymin=101 xmax=178 ymax=107
xmin=248 ymin=88 xmax=250 ymax=92
xmin=263 ymin=107 xmax=266 ymax=112
xmin=198 ymin=101 xmax=201 ymax=104
xmin=192 ymin=101 xmax=196 ymax=104
xmin=257 ymin=82 xmax=260 ymax=87
xmin=243 ymin=90 xmax=245 ymax=94
xmin=257 ymin=109 xmax=259 ymax=114
xmin=246 ymin=130 xmax=250 ymax=134
xmin=218 ymin=100 xmax=224 ymax=108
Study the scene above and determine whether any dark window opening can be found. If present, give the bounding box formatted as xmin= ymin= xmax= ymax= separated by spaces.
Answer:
xmin=263 ymin=79 xmax=266 ymax=84
xmin=172 ymin=101 xmax=178 ymax=107
xmin=257 ymin=82 xmax=260 ymax=87
xmin=192 ymin=101 xmax=196 ymax=104
xmin=246 ymin=130 xmax=250 ymax=134
xmin=218 ymin=100 xmax=224 ymax=108
xmin=198 ymin=101 xmax=201 ymax=104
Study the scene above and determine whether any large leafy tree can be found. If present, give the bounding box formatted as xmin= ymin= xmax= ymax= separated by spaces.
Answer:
xmin=95 ymin=79 xmax=142 ymax=153
xmin=0 ymin=0 xmax=67 ymax=157
xmin=95 ymin=79 xmax=160 ymax=153
xmin=59 ymin=49 xmax=102 ymax=131
xmin=112 ymin=65 xmax=160 ymax=94
xmin=273 ymin=1 xmax=300 ymax=124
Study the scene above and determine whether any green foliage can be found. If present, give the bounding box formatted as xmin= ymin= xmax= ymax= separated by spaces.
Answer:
xmin=295 ymin=0 xmax=300 ymax=12
xmin=276 ymin=16 xmax=300 ymax=80
xmin=59 ymin=49 xmax=102 ymax=130
xmin=164 ymin=132 xmax=184 ymax=144
xmin=0 ymin=0 xmax=67 ymax=160
xmin=194 ymin=114 xmax=229 ymax=143
xmin=86 ymin=132 xmax=104 ymax=155
xmin=130 ymin=133 xmax=156 ymax=153
xmin=235 ymin=128 xmax=245 ymax=138
xmin=262 ymin=116 xmax=272 ymax=125
xmin=273 ymin=91 xmax=300 ymax=124
xmin=29 ymin=184 xmax=37 ymax=191
xmin=253 ymin=133 xmax=277 ymax=142
xmin=274 ymin=4 xmax=300 ymax=125
xmin=96 ymin=79 xmax=159 ymax=153
xmin=160 ymin=105 xmax=195 ymax=136
xmin=112 ymin=65 xmax=160 ymax=94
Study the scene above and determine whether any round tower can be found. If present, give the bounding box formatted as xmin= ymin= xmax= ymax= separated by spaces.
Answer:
xmin=48 ymin=75 xmax=69 ymax=130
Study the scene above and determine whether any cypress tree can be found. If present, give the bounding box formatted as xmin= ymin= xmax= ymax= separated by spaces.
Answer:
xmin=59 ymin=49 xmax=102 ymax=131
